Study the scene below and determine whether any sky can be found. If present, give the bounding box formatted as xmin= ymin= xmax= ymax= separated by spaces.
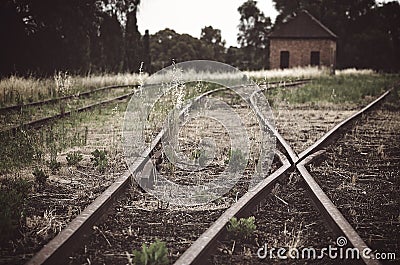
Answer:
xmin=137 ymin=0 xmax=279 ymax=48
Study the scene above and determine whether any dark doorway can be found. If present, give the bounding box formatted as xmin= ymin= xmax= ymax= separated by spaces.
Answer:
xmin=280 ymin=51 xmax=289 ymax=69
xmin=310 ymin=51 xmax=320 ymax=66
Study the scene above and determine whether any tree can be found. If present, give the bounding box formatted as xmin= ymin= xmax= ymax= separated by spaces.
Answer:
xmin=150 ymin=29 xmax=215 ymax=71
xmin=124 ymin=1 xmax=142 ymax=72
xmin=142 ymin=30 xmax=151 ymax=73
xmin=237 ymin=0 xmax=272 ymax=69
xmin=98 ymin=13 xmax=124 ymax=72
xmin=0 ymin=1 xmax=28 ymax=75
xmin=225 ymin=46 xmax=247 ymax=69
xmin=200 ymin=26 xmax=226 ymax=61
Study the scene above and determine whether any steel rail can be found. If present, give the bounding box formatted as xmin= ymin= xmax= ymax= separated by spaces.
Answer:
xmin=174 ymin=151 xmax=292 ymax=265
xmin=249 ymin=89 xmax=299 ymax=163
xmin=297 ymin=152 xmax=380 ymax=265
xmin=174 ymin=87 xmax=300 ymax=265
xmin=291 ymin=90 xmax=392 ymax=265
xmin=297 ymin=90 xmax=391 ymax=161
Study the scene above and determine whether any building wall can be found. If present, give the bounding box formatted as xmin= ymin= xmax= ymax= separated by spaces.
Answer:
xmin=269 ymin=39 xmax=336 ymax=69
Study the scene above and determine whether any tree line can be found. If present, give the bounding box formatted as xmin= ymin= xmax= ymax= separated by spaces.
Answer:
xmin=1 ymin=0 xmax=399 ymax=77
xmin=0 ymin=0 xmax=146 ymax=76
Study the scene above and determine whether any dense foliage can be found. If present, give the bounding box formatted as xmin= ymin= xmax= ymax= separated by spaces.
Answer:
xmin=0 ymin=0 xmax=145 ymax=76
xmin=1 ymin=0 xmax=399 ymax=76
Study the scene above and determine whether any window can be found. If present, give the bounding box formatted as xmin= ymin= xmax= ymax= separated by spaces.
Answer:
xmin=310 ymin=51 xmax=320 ymax=66
xmin=280 ymin=51 xmax=289 ymax=69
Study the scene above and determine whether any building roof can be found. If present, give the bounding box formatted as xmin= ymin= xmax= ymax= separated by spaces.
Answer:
xmin=269 ymin=10 xmax=338 ymax=39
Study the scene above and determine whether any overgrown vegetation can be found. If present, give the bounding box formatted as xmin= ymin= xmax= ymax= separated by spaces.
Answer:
xmin=0 ymin=129 xmax=40 ymax=174
xmin=0 ymin=177 xmax=31 ymax=245
xmin=66 ymin=151 xmax=83 ymax=166
xmin=0 ymin=72 xmax=141 ymax=107
xmin=91 ymin=149 xmax=108 ymax=173
xmin=227 ymin=216 xmax=257 ymax=239
xmin=132 ymin=239 xmax=169 ymax=265
xmin=0 ymin=111 xmax=89 ymax=174
xmin=32 ymin=167 xmax=48 ymax=187
xmin=267 ymin=74 xmax=400 ymax=105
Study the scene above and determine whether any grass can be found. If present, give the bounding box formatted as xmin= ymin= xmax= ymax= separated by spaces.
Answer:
xmin=146 ymin=81 xmax=222 ymax=133
xmin=131 ymin=239 xmax=169 ymax=265
xmin=0 ymin=85 xmax=132 ymax=132
xmin=0 ymin=101 xmax=113 ymax=173
xmin=0 ymin=72 xmax=142 ymax=107
xmin=266 ymin=73 xmax=399 ymax=105
xmin=0 ymin=177 xmax=32 ymax=245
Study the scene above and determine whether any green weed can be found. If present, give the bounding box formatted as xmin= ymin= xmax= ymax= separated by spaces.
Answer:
xmin=33 ymin=167 xmax=48 ymax=186
xmin=66 ymin=151 xmax=83 ymax=166
xmin=0 ymin=129 xmax=40 ymax=174
xmin=227 ymin=216 xmax=257 ymax=239
xmin=91 ymin=149 xmax=108 ymax=173
xmin=132 ymin=239 xmax=169 ymax=265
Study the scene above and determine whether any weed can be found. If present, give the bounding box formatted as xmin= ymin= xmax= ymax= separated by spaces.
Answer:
xmin=227 ymin=216 xmax=257 ymax=239
xmin=191 ymin=148 xmax=208 ymax=167
xmin=0 ymin=177 xmax=31 ymax=245
xmin=47 ymin=159 xmax=61 ymax=173
xmin=132 ymin=239 xmax=169 ymax=265
xmin=0 ymin=129 xmax=39 ymax=174
xmin=33 ymin=167 xmax=48 ymax=186
xmin=66 ymin=151 xmax=83 ymax=166
xmin=226 ymin=149 xmax=247 ymax=173
xmin=91 ymin=149 xmax=108 ymax=173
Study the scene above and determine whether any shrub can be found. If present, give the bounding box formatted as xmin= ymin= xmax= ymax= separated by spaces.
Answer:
xmin=227 ymin=216 xmax=257 ymax=239
xmin=133 ymin=239 xmax=169 ymax=265
xmin=91 ymin=149 xmax=108 ymax=173
xmin=66 ymin=151 xmax=83 ymax=166
xmin=47 ymin=159 xmax=61 ymax=173
xmin=33 ymin=167 xmax=48 ymax=186
xmin=0 ymin=177 xmax=31 ymax=245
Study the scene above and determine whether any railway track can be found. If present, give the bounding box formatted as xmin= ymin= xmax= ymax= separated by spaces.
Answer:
xmin=22 ymin=78 xmax=306 ymax=265
xmin=24 ymin=79 xmax=397 ymax=265
xmin=0 ymin=79 xmax=310 ymax=135
xmin=0 ymin=88 xmax=137 ymax=134
xmin=306 ymin=107 xmax=400 ymax=260
xmin=175 ymin=90 xmax=394 ymax=265
xmin=0 ymin=84 xmax=139 ymax=113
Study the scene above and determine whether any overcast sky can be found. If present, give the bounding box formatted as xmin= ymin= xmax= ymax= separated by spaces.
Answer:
xmin=137 ymin=0 xmax=279 ymax=47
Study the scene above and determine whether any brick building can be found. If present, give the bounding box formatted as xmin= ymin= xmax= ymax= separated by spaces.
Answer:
xmin=269 ymin=10 xmax=337 ymax=69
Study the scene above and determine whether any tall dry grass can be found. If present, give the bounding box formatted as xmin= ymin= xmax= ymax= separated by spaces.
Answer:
xmin=0 ymin=67 xmax=376 ymax=107
xmin=0 ymin=72 xmax=144 ymax=107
